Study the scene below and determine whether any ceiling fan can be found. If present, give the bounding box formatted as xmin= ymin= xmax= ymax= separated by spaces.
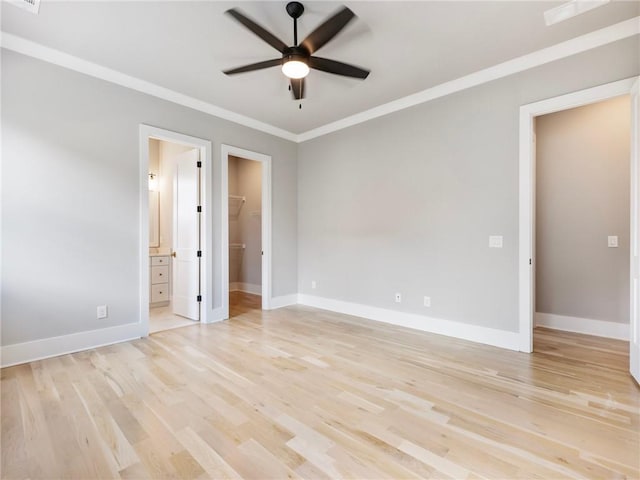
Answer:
xmin=223 ymin=2 xmax=370 ymax=102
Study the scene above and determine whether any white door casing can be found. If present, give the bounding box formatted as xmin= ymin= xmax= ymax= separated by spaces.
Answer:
xmin=630 ymin=78 xmax=640 ymax=384
xmin=172 ymin=148 xmax=201 ymax=321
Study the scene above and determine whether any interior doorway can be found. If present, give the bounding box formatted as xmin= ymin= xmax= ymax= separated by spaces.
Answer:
xmin=519 ymin=77 xmax=640 ymax=383
xmin=221 ymin=145 xmax=272 ymax=319
xmin=139 ymin=126 xmax=212 ymax=335
xmin=534 ymin=97 xmax=631 ymax=342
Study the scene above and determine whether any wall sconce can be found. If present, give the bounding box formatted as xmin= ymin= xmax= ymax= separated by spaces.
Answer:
xmin=148 ymin=173 xmax=158 ymax=191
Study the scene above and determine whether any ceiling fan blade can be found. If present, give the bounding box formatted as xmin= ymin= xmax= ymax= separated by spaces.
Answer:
xmin=223 ymin=58 xmax=282 ymax=75
xmin=300 ymin=6 xmax=355 ymax=54
xmin=226 ymin=8 xmax=288 ymax=53
xmin=290 ymin=78 xmax=305 ymax=100
xmin=308 ymin=56 xmax=370 ymax=79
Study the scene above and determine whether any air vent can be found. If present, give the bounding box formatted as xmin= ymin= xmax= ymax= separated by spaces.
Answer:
xmin=7 ymin=0 xmax=41 ymax=14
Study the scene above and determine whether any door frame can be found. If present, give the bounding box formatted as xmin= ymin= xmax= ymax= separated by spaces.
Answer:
xmin=221 ymin=144 xmax=272 ymax=316
xmin=139 ymin=125 xmax=213 ymax=335
xmin=518 ymin=77 xmax=639 ymax=352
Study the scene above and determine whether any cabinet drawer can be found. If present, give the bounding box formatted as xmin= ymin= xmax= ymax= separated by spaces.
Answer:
xmin=151 ymin=284 xmax=169 ymax=303
xmin=151 ymin=255 xmax=169 ymax=266
xmin=151 ymin=265 xmax=169 ymax=284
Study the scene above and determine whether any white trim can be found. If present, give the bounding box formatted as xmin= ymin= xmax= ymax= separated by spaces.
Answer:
xmin=210 ymin=307 xmax=227 ymax=323
xmin=535 ymin=313 xmax=629 ymax=340
xmin=230 ymin=282 xmax=262 ymax=295
xmin=297 ymin=17 xmax=640 ymax=142
xmin=0 ymin=322 xmax=141 ymax=368
xmin=519 ymin=77 xmax=640 ymax=352
xmin=298 ymin=294 xmax=521 ymax=351
xmin=221 ymin=145 xmax=272 ymax=318
xmin=139 ymin=125 xmax=214 ymax=332
xmin=2 ymin=17 xmax=638 ymax=144
xmin=268 ymin=294 xmax=299 ymax=310
xmin=0 ymin=33 xmax=297 ymax=142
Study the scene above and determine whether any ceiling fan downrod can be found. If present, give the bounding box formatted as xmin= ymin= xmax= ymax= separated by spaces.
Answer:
xmin=285 ymin=1 xmax=304 ymax=45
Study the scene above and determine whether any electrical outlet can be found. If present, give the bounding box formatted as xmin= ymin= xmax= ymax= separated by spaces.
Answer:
xmin=311 ymin=280 xmax=317 ymax=289
xmin=424 ymin=296 xmax=431 ymax=307
xmin=97 ymin=305 xmax=108 ymax=319
xmin=395 ymin=293 xmax=402 ymax=303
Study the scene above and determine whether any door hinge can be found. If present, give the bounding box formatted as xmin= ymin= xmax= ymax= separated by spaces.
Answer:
xmin=529 ymin=258 xmax=532 ymax=265
xmin=197 ymin=250 xmax=202 ymax=257
xmin=196 ymin=206 xmax=202 ymax=213
xmin=197 ymin=161 xmax=202 ymax=168
xmin=197 ymin=295 xmax=202 ymax=302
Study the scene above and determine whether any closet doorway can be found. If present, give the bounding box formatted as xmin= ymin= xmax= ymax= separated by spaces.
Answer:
xmin=221 ymin=145 xmax=272 ymax=319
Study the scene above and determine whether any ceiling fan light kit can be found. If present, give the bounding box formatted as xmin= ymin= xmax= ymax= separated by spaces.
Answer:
xmin=223 ymin=1 xmax=370 ymax=102
xmin=282 ymin=59 xmax=309 ymax=79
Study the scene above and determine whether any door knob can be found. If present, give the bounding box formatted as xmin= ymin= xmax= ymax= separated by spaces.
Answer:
xmin=171 ymin=252 xmax=177 ymax=258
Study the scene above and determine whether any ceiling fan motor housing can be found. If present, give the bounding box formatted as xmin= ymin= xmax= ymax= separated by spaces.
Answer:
xmin=282 ymin=45 xmax=309 ymax=64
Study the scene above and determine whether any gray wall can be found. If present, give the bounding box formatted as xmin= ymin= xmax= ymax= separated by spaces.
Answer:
xmin=228 ymin=156 xmax=241 ymax=283
xmin=1 ymin=50 xmax=297 ymax=346
xmin=297 ymin=38 xmax=639 ymax=333
xmin=237 ymin=157 xmax=263 ymax=287
xmin=536 ymin=96 xmax=631 ymax=324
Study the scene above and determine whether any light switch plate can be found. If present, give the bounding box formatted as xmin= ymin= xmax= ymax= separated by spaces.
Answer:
xmin=608 ymin=236 xmax=619 ymax=248
xmin=489 ymin=235 xmax=503 ymax=248
xmin=97 ymin=305 xmax=108 ymax=319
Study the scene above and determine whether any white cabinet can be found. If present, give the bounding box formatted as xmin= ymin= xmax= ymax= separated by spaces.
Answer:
xmin=150 ymin=255 xmax=170 ymax=306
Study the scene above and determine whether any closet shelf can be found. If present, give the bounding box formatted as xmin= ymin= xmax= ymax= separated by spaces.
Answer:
xmin=228 ymin=195 xmax=246 ymax=216
xmin=229 ymin=243 xmax=246 ymax=249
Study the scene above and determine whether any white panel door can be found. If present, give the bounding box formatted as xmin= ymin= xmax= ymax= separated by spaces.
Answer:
xmin=173 ymin=149 xmax=200 ymax=321
xmin=631 ymin=79 xmax=640 ymax=384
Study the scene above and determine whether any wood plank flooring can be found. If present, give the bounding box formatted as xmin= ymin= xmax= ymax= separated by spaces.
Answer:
xmin=1 ymin=298 xmax=638 ymax=479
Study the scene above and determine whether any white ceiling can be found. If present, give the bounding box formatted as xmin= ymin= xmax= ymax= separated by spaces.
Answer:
xmin=2 ymin=1 xmax=639 ymax=135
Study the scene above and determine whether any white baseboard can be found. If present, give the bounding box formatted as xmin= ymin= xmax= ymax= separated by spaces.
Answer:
xmin=298 ymin=294 xmax=520 ymax=351
xmin=229 ymin=282 xmax=262 ymax=295
xmin=268 ymin=294 xmax=299 ymax=310
xmin=0 ymin=322 xmax=143 ymax=368
xmin=535 ymin=312 xmax=629 ymax=340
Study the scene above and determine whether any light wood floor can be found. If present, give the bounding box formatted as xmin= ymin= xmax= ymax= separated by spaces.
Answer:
xmin=1 ymin=300 xmax=638 ymax=479
xmin=149 ymin=304 xmax=198 ymax=334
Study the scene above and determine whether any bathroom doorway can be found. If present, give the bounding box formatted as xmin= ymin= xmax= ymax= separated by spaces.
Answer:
xmin=140 ymin=126 xmax=212 ymax=335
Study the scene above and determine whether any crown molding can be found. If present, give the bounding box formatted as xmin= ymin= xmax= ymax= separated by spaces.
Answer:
xmin=2 ymin=16 xmax=639 ymax=144
xmin=0 ymin=32 xmax=298 ymax=142
xmin=297 ymin=16 xmax=640 ymax=142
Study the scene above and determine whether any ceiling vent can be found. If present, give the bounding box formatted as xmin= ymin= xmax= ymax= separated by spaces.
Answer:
xmin=7 ymin=0 xmax=41 ymax=14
